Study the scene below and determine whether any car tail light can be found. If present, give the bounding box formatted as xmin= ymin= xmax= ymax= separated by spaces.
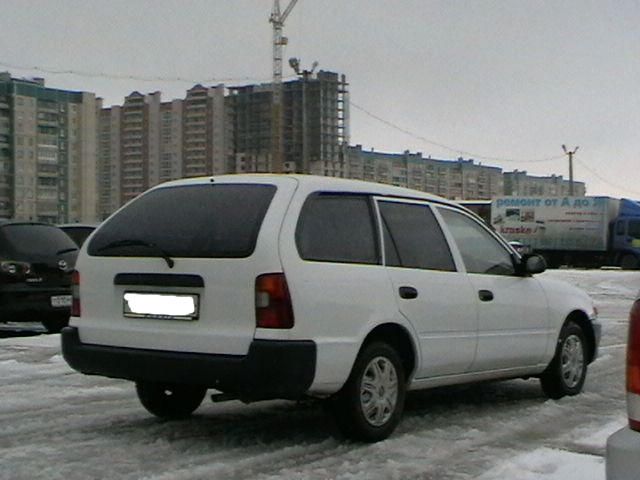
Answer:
xmin=71 ymin=270 xmax=81 ymax=317
xmin=255 ymin=273 xmax=294 ymax=329
xmin=0 ymin=260 xmax=31 ymax=278
xmin=626 ymin=299 xmax=640 ymax=430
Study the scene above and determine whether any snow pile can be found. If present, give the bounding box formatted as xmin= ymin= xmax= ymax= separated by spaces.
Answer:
xmin=478 ymin=448 xmax=603 ymax=480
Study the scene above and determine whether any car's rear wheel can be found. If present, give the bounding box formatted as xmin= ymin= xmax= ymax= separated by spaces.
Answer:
xmin=41 ymin=314 xmax=69 ymax=334
xmin=135 ymin=381 xmax=207 ymax=419
xmin=540 ymin=321 xmax=587 ymax=399
xmin=330 ymin=342 xmax=406 ymax=442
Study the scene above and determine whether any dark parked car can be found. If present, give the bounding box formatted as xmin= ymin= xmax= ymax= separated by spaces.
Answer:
xmin=0 ymin=220 xmax=78 ymax=332
xmin=606 ymin=292 xmax=640 ymax=479
xmin=58 ymin=223 xmax=97 ymax=248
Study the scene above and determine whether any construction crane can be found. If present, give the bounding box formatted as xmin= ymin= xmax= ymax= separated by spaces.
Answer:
xmin=269 ymin=0 xmax=299 ymax=173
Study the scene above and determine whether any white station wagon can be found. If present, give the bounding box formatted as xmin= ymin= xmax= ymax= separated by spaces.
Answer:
xmin=62 ymin=175 xmax=600 ymax=441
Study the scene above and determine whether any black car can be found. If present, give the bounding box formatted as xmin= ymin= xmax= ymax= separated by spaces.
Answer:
xmin=58 ymin=223 xmax=97 ymax=248
xmin=0 ymin=220 xmax=78 ymax=333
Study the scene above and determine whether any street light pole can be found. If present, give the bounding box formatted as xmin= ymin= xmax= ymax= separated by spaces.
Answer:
xmin=562 ymin=144 xmax=579 ymax=196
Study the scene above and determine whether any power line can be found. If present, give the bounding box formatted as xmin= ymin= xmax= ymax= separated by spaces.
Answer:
xmin=350 ymin=100 xmax=640 ymax=196
xmin=349 ymin=100 xmax=566 ymax=165
xmin=0 ymin=60 xmax=584 ymax=166
xmin=0 ymin=60 xmax=295 ymax=85
xmin=5 ymin=59 xmax=635 ymax=195
xmin=574 ymin=157 xmax=640 ymax=197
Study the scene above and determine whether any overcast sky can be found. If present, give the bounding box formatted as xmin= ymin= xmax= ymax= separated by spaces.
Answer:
xmin=1 ymin=0 xmax=638 ymax=197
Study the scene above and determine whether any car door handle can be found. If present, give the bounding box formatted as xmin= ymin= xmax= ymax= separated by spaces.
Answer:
xmin=478 ymin=290 xmax=494 ymax=302
xmin=399 ymin=286 xmax=418 ymax=299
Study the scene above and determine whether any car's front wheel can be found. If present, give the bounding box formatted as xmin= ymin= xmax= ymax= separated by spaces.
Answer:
xmin=135 ymin=381 xmax=207 ymax=419
xmin=540 ymin=321 xmax=587 ymax=399
xmin=330 ymin=342 xmax=406 ymax=442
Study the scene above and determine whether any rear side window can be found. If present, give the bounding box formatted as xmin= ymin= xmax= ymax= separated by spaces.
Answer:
xmin=88 ymin=184 xmax=276 ymax=258
xmin=378 ymin=201 xmax=455 ymax=271
xmin=296 ymin=194 xmax=379 ymax=265
xmin=1 ymin=224 xmax=77 ymax=256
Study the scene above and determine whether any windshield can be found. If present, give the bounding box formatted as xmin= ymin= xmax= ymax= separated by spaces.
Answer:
xmin=629 ymin=220 xmax=640 ymax=240
xmin=88 ymin=184 xmax=276 ymax=259
xmin=1 ymin=224 xmax=78 ymax=257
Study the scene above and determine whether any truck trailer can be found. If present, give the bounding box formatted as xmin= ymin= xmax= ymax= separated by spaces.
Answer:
xmin=488 ymin=196 xmax=640 ymax=269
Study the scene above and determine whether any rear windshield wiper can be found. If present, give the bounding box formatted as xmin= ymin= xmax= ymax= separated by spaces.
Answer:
xmin=96 ymin=239 xmax=175 ymax=268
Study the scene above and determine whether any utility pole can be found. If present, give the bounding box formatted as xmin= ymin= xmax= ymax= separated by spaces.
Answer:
xmin=269 ymin=0 xmax=300 ymax=173
xmin=289 ymin=58 xmax=317 ymax=173
xmin=562 ymin=145 xmax=579 ymax=196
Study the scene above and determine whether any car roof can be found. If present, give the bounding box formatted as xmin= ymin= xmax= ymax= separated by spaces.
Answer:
xmin=154 ymin=174 xmax=462 ymax=209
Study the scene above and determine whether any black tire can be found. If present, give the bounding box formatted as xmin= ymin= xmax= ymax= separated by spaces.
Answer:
xmin=540 ymin=321 xmax=587 ymax=399
xmin=41 ymin=315 xmax=69 ymax=334
xmin=135 ymin=381 xmax=206 ymax=419
xmin=621 ymin=254 xmax=638 ymax=270
xmin=541 ymin=253 xmax=559 ymax=269
xmin=330 ymin=342 xmax=406 ymax=442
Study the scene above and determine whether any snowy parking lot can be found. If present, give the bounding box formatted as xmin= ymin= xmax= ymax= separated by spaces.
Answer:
xmin=1 ymin=269 xmax=638 ymax=480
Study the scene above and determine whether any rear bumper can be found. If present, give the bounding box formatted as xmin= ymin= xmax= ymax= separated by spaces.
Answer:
xmin=606 ymin=426 xmax=640 ymax=479
xmin=0 ymin=287 xmax=71 ymax=321
xmin=61 ymin=327 xmax=316 ymax=401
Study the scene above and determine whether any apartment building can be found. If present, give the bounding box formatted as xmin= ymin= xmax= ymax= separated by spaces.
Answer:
xmin=182 ymin=84 xmax=230 ymax=177
xmin=98 ymin=85 xmax=229 ymax=217
xmin=97 ymin=106 xmax=120 ymax=218
xmin=0 ymin=72 xmax=99 ymax=223
xmin=504 ymin=170 xmax=586 ymax=197
xmin=345 ymin=145 xmax=504 ymax=200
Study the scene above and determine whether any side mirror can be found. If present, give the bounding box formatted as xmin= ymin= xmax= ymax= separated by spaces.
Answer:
xmin=523 ymin=254 xmax=546 ymax=275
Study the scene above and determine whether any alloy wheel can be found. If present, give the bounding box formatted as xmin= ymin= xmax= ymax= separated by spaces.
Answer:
xmin=360 ymin=356 xmax=399 ymax=427
xmin=561 ymin=334 xmax=584 ymax=388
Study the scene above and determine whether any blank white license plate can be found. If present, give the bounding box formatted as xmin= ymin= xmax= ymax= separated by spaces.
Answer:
xmin=123 ymin=292 xmax=199 ymax=320
xmin=51 ymin=295 xmax=72 ymax=308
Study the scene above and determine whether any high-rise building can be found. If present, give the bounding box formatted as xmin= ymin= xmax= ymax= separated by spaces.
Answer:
xmin=159 ymin=99 xmax=183 ymax=182
xmin=0 ymin=72 xmax=100 ymax=222
xmin=182 ymin=84 xmax=230 ymax=177
xmin=97 ymin=105 xmax=120 ymax=219
xmin=117 ymin=91 xmax=161 ymax=206
xmin=228 ymin=71 xmax=349 ymax=176
xmin=98 ymin=73 xmax=348 ymax=215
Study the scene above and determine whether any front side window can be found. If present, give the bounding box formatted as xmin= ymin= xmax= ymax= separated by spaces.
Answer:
xmin=296 ymin=194 xmax=379 ymax=264
xmin=438 ymin=207 xmax=515 ymax=276
xmin=378 ymin=201 xmax=455 ymax=271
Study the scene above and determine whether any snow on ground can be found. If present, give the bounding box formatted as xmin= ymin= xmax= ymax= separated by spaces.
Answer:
xmin=0 ymin=269 xmax=638 ymax=480
xmin=477 ymin=448 xmax=604 ymax=480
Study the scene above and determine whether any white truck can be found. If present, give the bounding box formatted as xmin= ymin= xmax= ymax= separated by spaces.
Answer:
xmin=490 ymin=196 xmax=640 ymax=269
